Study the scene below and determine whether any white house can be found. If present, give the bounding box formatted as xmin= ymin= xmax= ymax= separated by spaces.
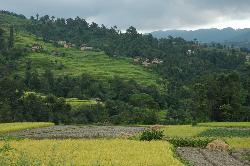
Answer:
xmin=80 ymin=44 xmax=93 ymax=51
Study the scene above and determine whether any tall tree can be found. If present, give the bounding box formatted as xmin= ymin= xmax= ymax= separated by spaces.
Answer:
xmin=0 ymin=28 xmax=5 ymax=50
xmin=8 ymin=26 xmax=14 ymax=49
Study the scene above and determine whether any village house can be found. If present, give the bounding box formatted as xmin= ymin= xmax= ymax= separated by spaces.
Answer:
xmin=64 ymin=43 xmax=75 ymax=48
xmin=246 ymin=55 xmax=250 ymax=62
xmin=31 ymin=43 xmax=43 ymax=52
xmin=58 ymin=40 xmax=66 ymax=45
xmin=64 ymin=43 xmax=70 ymax=48
xmin=80 ymin=44 xmax=93 ymax=51
xmin=142 ymin=60 xmax=151 ymax=67
xmin=133 ymin=57 xmax=141 ymax=63
xmin=187 ymin=49 xmax=194 ymax=55
xmin=152 ymin=58 xmax=163 ymax=64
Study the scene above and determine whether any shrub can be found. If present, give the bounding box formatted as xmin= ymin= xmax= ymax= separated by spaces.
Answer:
xmin=140 ymin=129 xmax=164 ymax=141
xmin=167 ymin=137 xmax=214 ymax=148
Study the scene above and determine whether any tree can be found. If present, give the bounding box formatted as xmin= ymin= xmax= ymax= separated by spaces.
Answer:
xmin=8 ymin=26 xmax=14 ymax=49
xmin=36 ymin=13 xmax=39 ymax=20
xmin=0 ymin=28 xmax=6 ymax=50
xmin=129 ymin=93 xmax=158 ymax=108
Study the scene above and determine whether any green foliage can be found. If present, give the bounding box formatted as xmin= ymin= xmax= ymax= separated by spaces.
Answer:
xmin=139 ymin=129 xmax=164 ymax=141
xmin=198 ymin=128 xmax=250 ymax=138
xmin=167 ymin=137 xmax=214 ymax=148
xmin=242 ymin=151 xmax=250 ymax=162
xmin=8 ymin=26 xmax=14 ymax=49
xmin=198 ymin=122 xmax=250 ymax=128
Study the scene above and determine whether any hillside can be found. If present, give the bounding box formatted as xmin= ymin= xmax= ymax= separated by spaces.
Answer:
xmin=0 ymin=12 xmax=162 ymax=87
xmin=14 ymin=32 xmax=162 ymax=87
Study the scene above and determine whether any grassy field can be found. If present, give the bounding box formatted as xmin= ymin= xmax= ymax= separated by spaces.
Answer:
xmin=198 ymin=122 xmax=250 ymax=128
xmin=198 ymin=128 xmax=250 ymax=137
xmin=66 ymin=98 xmax=99 ymax=108
xmin=0 ymin=139 xmax=183 ymax=166
xmin=14 ymin=32 xmax=163 ymax=87
xmin=225 ymin=138 xmax=250 ymax=149
xmin=164 ymin=125 xmax=209 ymax=138
xmin=0 ymin=122 xmax=54 ymax=134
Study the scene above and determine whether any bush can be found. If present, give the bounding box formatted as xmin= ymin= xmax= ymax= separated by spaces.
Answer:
xmin=167 ymin=137 xmax=214 ymax=148
xmin=139 ymin=129 xmax=164 ymax=141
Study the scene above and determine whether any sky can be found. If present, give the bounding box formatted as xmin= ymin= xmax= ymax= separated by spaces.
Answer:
xmin=1 ymin=0 xmax=250 ymax=32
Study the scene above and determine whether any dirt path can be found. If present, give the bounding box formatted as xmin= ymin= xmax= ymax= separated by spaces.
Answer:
xmin=177 ymin=147 xmax=248 ymax=166
xmin=4 ymin=125 xmax=146 ymax=139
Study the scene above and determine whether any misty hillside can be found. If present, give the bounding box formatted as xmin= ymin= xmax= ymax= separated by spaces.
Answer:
xmin=151 ymin=28 xmax=250 ymax=43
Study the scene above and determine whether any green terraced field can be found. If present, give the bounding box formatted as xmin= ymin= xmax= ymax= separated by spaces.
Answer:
xmin=14 ymin=32 xmax=163 ymax=87
xmin=66 ymin=98 xmax=99 ymax=109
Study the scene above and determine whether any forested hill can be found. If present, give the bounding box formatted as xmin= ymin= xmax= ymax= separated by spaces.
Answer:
xmin=151 ymin=28 xmax=250 ymax=50
xmin=0 ymin=10 xmax=250 ymax=125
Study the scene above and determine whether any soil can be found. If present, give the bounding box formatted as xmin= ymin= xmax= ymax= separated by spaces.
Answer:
xmin=4 ymin=125 xmax=146 ymax=139
xmin=177 ymin=147 xmax=249 ymax=166
xmin=231 ymin=149 xmax=250 ymax=165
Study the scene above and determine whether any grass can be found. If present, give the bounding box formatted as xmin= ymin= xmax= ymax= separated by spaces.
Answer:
xmin=66 ymin=98 xmax=98 ymax=105
xmin=66 ymin=98 xmax=100 ymax=109
xmin=0 ymin=139 xmax=183 ymax=166
xmin=0 ymin=122 xmax=54 ymax=134
xmin=164 ymin=125 xmax=209 ymax=138
xmin=198 ymin=122 xmax=250 ymax=128
xmin=198 ymin=128 xmax=250 ymax=138
xmin=225 ymin=138 xmax=250 ymax=149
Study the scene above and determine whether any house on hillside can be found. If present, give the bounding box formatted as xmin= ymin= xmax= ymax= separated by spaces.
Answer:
xmin=152 ymin=58 xmax=163 ymax=64
xmin=142 ymin=59 xmax=151 ymax=67
xmin=64 ymin=43 xmax=75 ymax=48
xmin=187 ymin=49 xmax=195 ymax=55
xmin=133 ymin=57 xmax=141 ymax=63
xmin=246 ymin=55 xmax=250 ymax=62
xmin=58 ymin=41 xmax=66 ymax=46
xmin=80 ymin=44 xmax=93 ymax=51
xmin=31 ymin=43 xmax=43 ymax=52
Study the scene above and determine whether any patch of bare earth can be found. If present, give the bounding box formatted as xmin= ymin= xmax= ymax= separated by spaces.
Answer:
xmin=231 ymin=149 xmax=250 ymax=165
xmin=4 ymin=125 xmax=146 ymax=139
xmin=177 ymin=147 xmax=248 ymax=166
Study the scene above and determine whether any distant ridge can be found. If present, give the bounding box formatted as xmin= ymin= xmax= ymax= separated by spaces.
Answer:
xmin=151 ymin=28 xmax=250 ymax=43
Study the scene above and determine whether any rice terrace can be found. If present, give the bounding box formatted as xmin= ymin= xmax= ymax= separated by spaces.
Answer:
xmin=1 ymin=0 xmax=250 ymax=165
xmin=0 ymin=122 xmax=250 ymax=166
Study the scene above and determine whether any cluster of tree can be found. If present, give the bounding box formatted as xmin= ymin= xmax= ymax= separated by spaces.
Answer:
xmin=0 ymin=77 xmax=71 ymax=123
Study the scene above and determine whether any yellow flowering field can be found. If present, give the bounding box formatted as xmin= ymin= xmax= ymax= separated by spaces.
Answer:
xmin=0 ymin=139 xmax=183 ymax=166
xmin=225 ymin=137 xmax=250 ymax=149
xmin=0 ymin=122 xmax=54 ymax=134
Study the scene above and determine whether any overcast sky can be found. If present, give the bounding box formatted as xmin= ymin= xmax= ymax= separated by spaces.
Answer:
xmin=1 ymin=0 xmax=250 ymax=32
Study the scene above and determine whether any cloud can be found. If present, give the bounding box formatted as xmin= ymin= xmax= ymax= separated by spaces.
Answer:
xmin=1 ymin=0 xmax=250 ymax=31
